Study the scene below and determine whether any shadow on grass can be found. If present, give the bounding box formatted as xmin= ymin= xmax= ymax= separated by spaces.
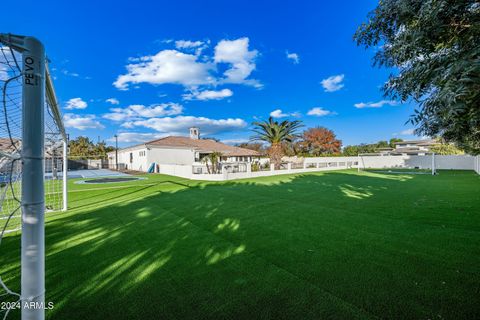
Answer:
xmin=1 ymin=170 xmax=479 ymax=319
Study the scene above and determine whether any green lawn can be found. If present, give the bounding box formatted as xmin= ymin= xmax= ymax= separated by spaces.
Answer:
xmin=1 ymin=169 xmax=480 ymax=319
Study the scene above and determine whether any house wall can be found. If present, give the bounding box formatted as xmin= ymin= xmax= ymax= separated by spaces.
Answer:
xmin=148 ymin=147 xmax=195 ymax=166
xmin=108 ymin=146 xmax=149 ymax=171
xmin=223 ymin=156 xmax=253 ymax=163
xmin=108 ymin=146 xmax=257 ymax=172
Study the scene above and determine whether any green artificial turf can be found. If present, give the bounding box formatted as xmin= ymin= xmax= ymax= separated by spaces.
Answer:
xmin=1 ymin=169 xmax=479 ymax=319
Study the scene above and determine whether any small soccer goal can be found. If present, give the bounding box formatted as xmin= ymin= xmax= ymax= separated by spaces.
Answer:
xmin=357 ymin=153 xmax=437 ymax=175
xmin=1 ymin=34 xmax=68 ymax=320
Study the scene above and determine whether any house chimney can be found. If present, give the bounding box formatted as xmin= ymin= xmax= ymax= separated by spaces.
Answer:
xmin=189 ymin=127 xmax=199 ymax=140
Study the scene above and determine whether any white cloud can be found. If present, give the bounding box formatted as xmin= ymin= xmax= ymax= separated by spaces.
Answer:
xmin=127 ymin=56 xmax=151 ymax=63
xmin=269 ymin=109 xmax=300 ymax=118
xmin=0 ymin=47 xmax=13 ymax=80
xmin=113 ymin=50 xmax=215 ymax=90
xmin=183 ymin=88 xmax=233 ymax=101
xmin=221 ymin=138 xmax=249 ymax=145
xmin=103 ymin=111 xmax=127 ymax=122
xmin=399 ymin=129 xmax=415 ymax=135
xmin=65 ymin=98 xmax=88 ymax=110
xmin=0 ymin=66 xmax=7 ymax=81
xmin=61 ymin=69 xmax=79 ymax=77
xmin=286 ymin=51 xmax=300 ymax=64
xmin=214 ymin=37 xmax=261 ymax=87
xmin=175 ymin=40 xmax=205 ymax=49
xmin=321 ymin=74 xmax=345 ymax=92
xmin=103 ymin=102 xmax=183 ymax=122
xmin=125 ymin=116 xmax=247 ymax=136
xmin=63 ymin=114 xmax=104 ymax=130
xmin=175 ymin=40 xmax=210 ymax=56
xmin=270 ymin=109 xmax=288 ymax=118
xmin=121 ymin=122 xmax=136 ymax=129
xmin=114 ymin=37 xmax=261 ymax=91
xmin=307 ymin=107 xmax=335 ymax=117
xmin=106 ymin=98 xmax=119 ymax=105
xmin=107 ymin=132 xmax=165 ymax=143
xmin=354 ymin=100 xmax=399 ymax=109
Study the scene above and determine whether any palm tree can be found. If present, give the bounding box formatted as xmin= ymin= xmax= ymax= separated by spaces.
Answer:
xmin=251 ymin=117 xmax=303 ymax=169
xmin=202 ymin=151 xmax=222 ymax=174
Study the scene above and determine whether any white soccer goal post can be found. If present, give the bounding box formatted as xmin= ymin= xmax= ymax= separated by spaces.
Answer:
xmin=1 ymin=34 xmax=68 ymax=320
xmin=357 ymin=152 xmax=436 ymax=175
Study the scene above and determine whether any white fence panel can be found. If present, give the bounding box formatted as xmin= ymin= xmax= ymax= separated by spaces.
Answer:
xmin=153 ymin=155 xmax=479 ymax=180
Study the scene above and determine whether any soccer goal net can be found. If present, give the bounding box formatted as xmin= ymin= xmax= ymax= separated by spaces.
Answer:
xmin=1 ymin=34 xmax=68 ymax=320
xmin=357 ymin=153 xmax=437 ymax=175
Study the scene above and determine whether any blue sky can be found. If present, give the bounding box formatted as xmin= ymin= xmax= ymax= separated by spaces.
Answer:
xmin=3 ymin=0 xmax=419 ymax=147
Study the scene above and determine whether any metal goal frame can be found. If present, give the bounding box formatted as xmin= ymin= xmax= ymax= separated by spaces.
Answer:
xmin=0 ymin=33 xmax=68 ymax=320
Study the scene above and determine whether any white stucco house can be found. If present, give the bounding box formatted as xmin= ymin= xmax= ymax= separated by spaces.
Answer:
xmin=108 ymin=128 xmax=260 ymax=174
xmin=391 ymin=139 xmax=439 ymax=155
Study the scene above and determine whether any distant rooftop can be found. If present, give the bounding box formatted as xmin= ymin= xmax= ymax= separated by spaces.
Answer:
xmin=111 ymin=127 xmax=260 ymax=157
xmin=146 ymin=136 xmax=260 ymax=157
xmin=0 ymin=137 xmax=21 ymax=154
xmin=394 ymin=139 xmax=438 ymax=146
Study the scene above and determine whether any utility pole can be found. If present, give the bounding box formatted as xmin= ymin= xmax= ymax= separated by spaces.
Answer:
xmin=114 ymin=134 xmax=118 ymax=171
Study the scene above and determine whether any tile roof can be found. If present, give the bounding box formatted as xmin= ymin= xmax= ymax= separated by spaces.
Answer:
xmin=394 ymin=139 xmax=438 ymax=146
xmin=390 ymin=147 xmax=431 ymax=154
xmin=0 ymin=138 xmax=21 ymax=154
xmin=146 ymin=136 xmax=260 ymax=157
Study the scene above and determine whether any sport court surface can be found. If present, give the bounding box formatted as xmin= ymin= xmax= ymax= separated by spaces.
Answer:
xmin=1 ymin=169 xmax=479 ymax=319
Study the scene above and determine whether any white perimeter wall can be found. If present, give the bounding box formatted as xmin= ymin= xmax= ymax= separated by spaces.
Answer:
xmin=475 ymin=156 xmax=480 ymax=174
xmin=355 ymin=155 xmax=475 ymax=170
xmin=157 ymin=164 xmax=195 ymax=179
xmin=110 ymin=152 xmax=480 ymax=179
xmin=409 ymin=155 xmax=476 ymax=170
xmin=158 ymin=155 xmax=479 ymax=181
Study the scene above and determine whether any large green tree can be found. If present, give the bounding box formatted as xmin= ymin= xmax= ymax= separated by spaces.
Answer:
xmin=343 ymin=144 xmax=377 ymax=156
xmin=389 ymin=138 xmax=404 ymax=148
xmin=354 ymin=0 xmax=480 ymax=154
xmin=235 ymin=142 xmax=266 ymax=154
xmin=430 ymin=142 xmax=465 ymax=155
xmin=251 ymin=117 xmax=303 ymax=168
xmin=69 ymin=136 xmax=114 ymax=159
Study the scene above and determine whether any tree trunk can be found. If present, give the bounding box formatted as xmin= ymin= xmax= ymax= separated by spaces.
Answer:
xmin=204 ymin=160 xmax=211 ymax=174
xmin=268 ymin=143 xmax=283 ymax=169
